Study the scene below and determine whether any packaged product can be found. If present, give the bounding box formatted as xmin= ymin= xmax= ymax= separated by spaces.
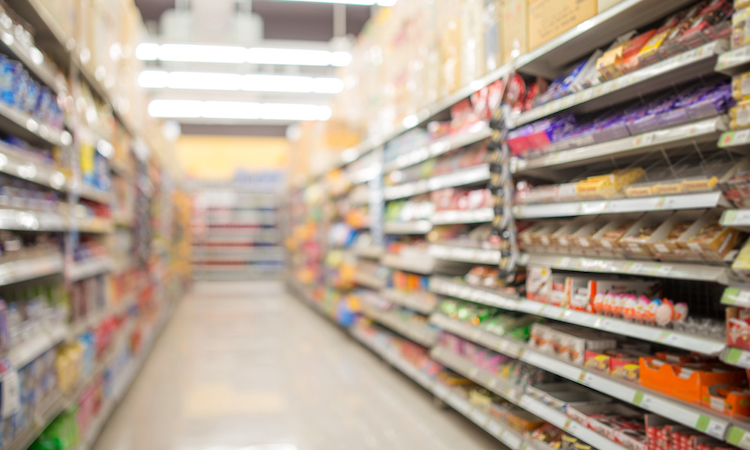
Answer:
xmin=730 ymin=98 xmax=750 ymax=129
xmin=732 ymin=7 xmax=750 ymax=48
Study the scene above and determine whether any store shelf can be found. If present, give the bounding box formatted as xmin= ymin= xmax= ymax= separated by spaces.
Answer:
xmin=381 ymin=288 xmax=437 ymax=314
xmin=353 ymin=246 xmax=384 ymax=259
xmin=521 ymin=253 xmax=729 ymax=283
xmin=351 ymin=326 xmax=529 ymax=449
xmin=353 ymin=272 xmax=386 ymax=290
xmin=512 ymin=0 xmax=698 ymax=79
xmin=76 ymin=217 xmax=114 ymax=234
xmin=431 ymin=208 xmax=494 ymax=226
xmin=0 ymin=252 xmax=64 ymax=287
xmin=383 ymin=220 xmax=432 ymax=234
xmin=0 ymin=100 xmax=66 ymax=148
xmin=384 ymin=164 xmax=491 ymax=201
xmin=513 ymin=117 xmax=727 ymax=177
xmin=4 ymin=393 xmax=67 ymax=450
xmin=429 ymin=244 xmax=501 ymax=265
xmin=513 ymin=191 xmax=725 ymax=219
xmin=430 ymin=277 xmax=724 ymax=355
xmin=76 ymin=184 xmax=113 ymax=205
xmin=513 ymin=40 xmax=727 ymax=127
xmin=718 ymin=129 xmax=750 ymax=149
xmin=384 ymin=122 xmax=492 ymax=173
xmin=716 ymin=44 xmax=750 ymax=75
xmin=722 ymin=287 xmax=750 ymax=307
xmin=69 ymin=257 xmax=113 ymax=281
xmin=430 ymin=314 xmax=524 ymax=358
xmin=0 ymin=208 xmax=67 ymax=231
xmin=10 ymin=322 xmax=67 ymax=368
xmin=721 ymin=347 xmax=750 ymax=370
xmin=518 ymin=350 xmax=733 ymax=443
xmin=0 ymin=142 xmax=68 ymax=190
xmin=429 ymin=276 xmax=520 ymax=311
xmin=0 ymin=19 xmax=65 ymax=95
xmin=432 ymin=315 xmax=734 ymax=446
xmin=720 ymin=210 xmax=750 ymax=231
xmin=429 ymin=346 xmax=628 ymax=450
xmin=360 ymin=304 xmax=438 ymax=347
xmin=382 ymin=253 xmax=435 ymax=275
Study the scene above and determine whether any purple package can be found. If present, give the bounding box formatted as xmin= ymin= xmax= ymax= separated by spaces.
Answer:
xmin=657 ymin=107 xmax=691 ymax=128
xmin=686 ymin=85 xmax=733 ymax=120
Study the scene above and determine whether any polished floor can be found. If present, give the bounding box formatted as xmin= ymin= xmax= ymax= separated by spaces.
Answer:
xmin=93 ymin=281 xmax=505 ymax=450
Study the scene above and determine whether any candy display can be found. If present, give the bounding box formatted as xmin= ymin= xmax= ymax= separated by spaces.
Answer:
xmin=510 ymin=81 xmax=733 ymax=158
xmin=519 ymin=0 xmax=733 ymax=114
xmin=0 ymin=52 xmax=63 ymax=131
xmin=431 ymin=188 xmax=493 ymax=212
xmin=386 ymin=140 xmax=489 ymax=186
xmin=385 ymin=196 xmax=434 ymax=223
xmin=519 ymin=212 xmax=746 ymax=263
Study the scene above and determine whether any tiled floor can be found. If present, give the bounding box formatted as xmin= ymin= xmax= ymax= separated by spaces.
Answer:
xmin=93 ymin=281 xmax=505 ymax=450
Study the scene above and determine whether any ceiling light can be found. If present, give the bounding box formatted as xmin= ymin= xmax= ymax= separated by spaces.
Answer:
xmin=246 ymin=48 xmax=332 ymax=66
xmin=135 ymin=43 xmax=351 ymax=67
xmin=148 ymin=99 xmax=332 ymax=121
xmin=159 ymin=44 xmax=247 ymax=64
xmin=168 ymin=72 xmax=243 ymax=90
xmin=139 ymin=71 xmax=344 ymax=94
xmin=243 ymin=74 xmax=314 ymax=93
xmin=148 ymin=100 xmax=203 ymax=118
xmin=139 ymin=70 xmax=168 ymax=88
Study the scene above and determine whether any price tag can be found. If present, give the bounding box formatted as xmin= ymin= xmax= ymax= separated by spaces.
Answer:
xmin=703 ymin=418 xmax=728 ymax=440
xmin=559 ymin=257 xmax=572 ymax=267
xmin=629 ymin=263 xmax=644 ymax=274
xmin=579 ymin=371 xmax=595 ymax=387
xmin=633 ymin=391 xmax=655 ymax=410
xmin=656 ymin=265 xmax=672 ymax=276
xmin=731 ymin=289 xmax=750 ymax=305
xmin=736 ymin=129 xmax=750 ymax=145
xmin=1 ymin=361 xmax=20 ymax=418
xmin=468 ymin=367 xmax=479 ymax=379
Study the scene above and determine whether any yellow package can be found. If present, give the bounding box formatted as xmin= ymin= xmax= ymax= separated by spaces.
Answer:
xmin=730 ymin=99 xmax=750 ymax=130
xmin=732 ymin=8 xmax=750 ymax=49
xmin=596 ymin=44 xmax=625 ymax=81
xmin=637 ymin=29 xmax=671 ymax=66
xmin=732 ymin=72 xmax=750 ymax=101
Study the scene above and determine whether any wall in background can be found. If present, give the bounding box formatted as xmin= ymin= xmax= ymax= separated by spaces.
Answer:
xmin=176 ymin=135 xmax=290 ymax=179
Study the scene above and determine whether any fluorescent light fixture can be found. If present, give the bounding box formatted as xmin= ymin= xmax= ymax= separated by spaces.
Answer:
xmin=246 ymin=48 xmax=332 ymax=66
xmin=148 ymin=100 xmax=203 ymax=118
xmin=139 ymin=70 xmax=344 ymax=94
xmin=159 ymin=44 xmax=247 ymax=63
xmin=136 ymin=43 xmax=352 ymax=67
xmin=148 ymin=99 xmax=332 ymax=121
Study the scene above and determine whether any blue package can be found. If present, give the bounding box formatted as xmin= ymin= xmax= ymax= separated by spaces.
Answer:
xmin=34 ymin=87 xmax=51 ymax=121
xmin=0 ymin=57 xmax=18 ymax=107
xmin=22 ymin=79 xmax=39 ymax=114
xmin=13 ymin=68 xmax=29 ymax=110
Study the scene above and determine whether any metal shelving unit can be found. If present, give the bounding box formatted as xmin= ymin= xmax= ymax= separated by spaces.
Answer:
xmin=287 ymin=2 xmax=750 ymax=449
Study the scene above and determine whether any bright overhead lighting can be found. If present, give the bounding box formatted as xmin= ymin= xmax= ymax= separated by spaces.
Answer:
xmin=148 ymin=99 xmax=332 ymax=121
xmin=135 ymin=43 xmax=351 ymax=67
xmin=139 ymin=70 xmax=344 ymax=94
xmin=159 ymin=44 xmax=247 ymax=64
xmin=246 ymin=48 xmax=332 ymax=66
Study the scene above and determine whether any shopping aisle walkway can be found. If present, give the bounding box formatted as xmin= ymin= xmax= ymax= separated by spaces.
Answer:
xmin=93 ymin=281 xmax=504 ymax=450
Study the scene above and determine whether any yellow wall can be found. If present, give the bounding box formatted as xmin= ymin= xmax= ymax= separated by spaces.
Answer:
xmin=176 ymin=135 xmax=290 ymax=180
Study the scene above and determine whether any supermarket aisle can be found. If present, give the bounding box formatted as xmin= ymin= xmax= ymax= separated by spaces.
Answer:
xmin=93 ymin=281 xmax=504 ymax=450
